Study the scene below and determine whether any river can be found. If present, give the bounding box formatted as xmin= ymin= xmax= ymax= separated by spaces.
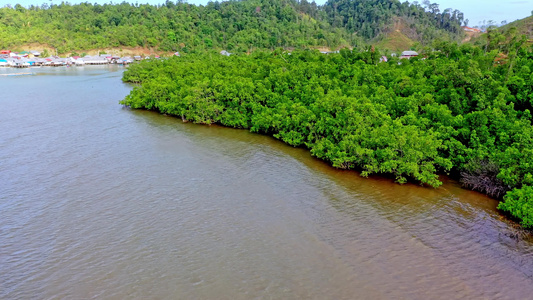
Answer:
xmin=1 ymin=66 xmax=532 ymax=299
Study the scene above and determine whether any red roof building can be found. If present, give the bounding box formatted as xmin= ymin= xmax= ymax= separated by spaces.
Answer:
xmin=0 ymin=50 xmax=11 ymax=54
xmin=462 ymin=26 xmax=482 ymax=33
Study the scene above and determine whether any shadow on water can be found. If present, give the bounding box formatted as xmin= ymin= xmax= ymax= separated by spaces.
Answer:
xmin=128 ymin=107 xmax=533 ymax=240
xmin=124 ymin=107 xmax=533 ymax=299
xmin=128 ymin=109 xmax=490 ymax=213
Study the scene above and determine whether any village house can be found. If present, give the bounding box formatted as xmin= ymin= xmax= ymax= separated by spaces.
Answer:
xmin=462 ymin=26 xmax=482 ymax=33
xmin=400 ymin=50 xmax=418 ymax=59
xmin=18 ymin=51 xmax=33 ymax=58
xmin=82 ymin=55 xmax=108 ymax=65
xmin=0 ymin=48 xmax=157 ymax=68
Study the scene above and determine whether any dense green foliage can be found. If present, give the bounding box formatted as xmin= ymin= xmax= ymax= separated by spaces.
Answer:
xmin=323 ymin=0 xmax=464 ymax=40
xmin=1 ymin=0 xmax=462 ymax=53
xmin=498 ymin=15 xmax=533 ymax=39
xmin=121 ymin=38 xmax=533 ymax=228
xmin=499 ymin=186 xmax=533 ymax=228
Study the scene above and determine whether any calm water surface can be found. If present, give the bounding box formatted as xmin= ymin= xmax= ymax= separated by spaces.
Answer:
xmin=1 ymin=66 xmax=533 ymax=299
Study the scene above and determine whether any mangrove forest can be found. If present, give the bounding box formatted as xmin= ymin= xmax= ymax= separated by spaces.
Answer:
xmin=120 ymin=33 xmax=533 ymax=228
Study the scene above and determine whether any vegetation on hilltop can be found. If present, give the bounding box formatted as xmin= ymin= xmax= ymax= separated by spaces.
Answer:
xmin=469 ymin=15 xmax=533 ymax=49
xmin=500 ymin=15 xmax=533 ymax=38
xmin=1 ymin=0 xmax=463 ymax=54
xmin=323 ymin=0 xmax=464 ymax=41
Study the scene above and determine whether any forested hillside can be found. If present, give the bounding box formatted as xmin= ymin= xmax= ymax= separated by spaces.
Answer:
xmin=120 ymin=38 xmax=533 ymax=228
xmin=0 ymin=0 xmax=464 ymax=54
xmin=500 ymin=15 xmax=533 ymax=39
xmin=323 ymin=0 xmax=464 ymax=41
xmin=469 ymin=16 xmax=533 ymax=52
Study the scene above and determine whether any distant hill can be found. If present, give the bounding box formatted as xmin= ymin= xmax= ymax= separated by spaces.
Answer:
xmin=0 ymin=0 xmax=465 ymax=54
xmin=374 ymin=17 xmax=416 ymax=51
xmin=501 ymin=15 xmax=533 ymax=39
xmin=323 ymin=0 xmax=465 ymax=43
xmin=468 ymin=15 xmax=532 ymax=50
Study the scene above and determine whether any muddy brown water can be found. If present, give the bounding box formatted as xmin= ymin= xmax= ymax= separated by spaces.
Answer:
xmin=1 ymin=66 xmax=532 ymax=299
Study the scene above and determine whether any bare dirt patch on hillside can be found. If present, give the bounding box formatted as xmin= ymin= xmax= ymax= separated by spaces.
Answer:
xmin=462 ymin=31 xmax=481 ymax=43
xmin=14 ymin=43 xmax=173 ymax=57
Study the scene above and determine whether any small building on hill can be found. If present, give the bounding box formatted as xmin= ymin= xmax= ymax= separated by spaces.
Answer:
xmin=462 ymin=26 xmax=482 ymax=33
xmin=400 ymin=50 xmax=418 ymax=59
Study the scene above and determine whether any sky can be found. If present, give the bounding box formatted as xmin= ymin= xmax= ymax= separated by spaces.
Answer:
xmin=4 ymin=0 xmax=533 ymax=27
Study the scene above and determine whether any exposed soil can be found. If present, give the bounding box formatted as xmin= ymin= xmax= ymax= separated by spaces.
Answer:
xmin=377 ymin=29 xmax=414 ymax=52
xmin=462 ymin=31 xmax=481 ymax=43
xmin=375 ymin=17 xmax=416 ymax=52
